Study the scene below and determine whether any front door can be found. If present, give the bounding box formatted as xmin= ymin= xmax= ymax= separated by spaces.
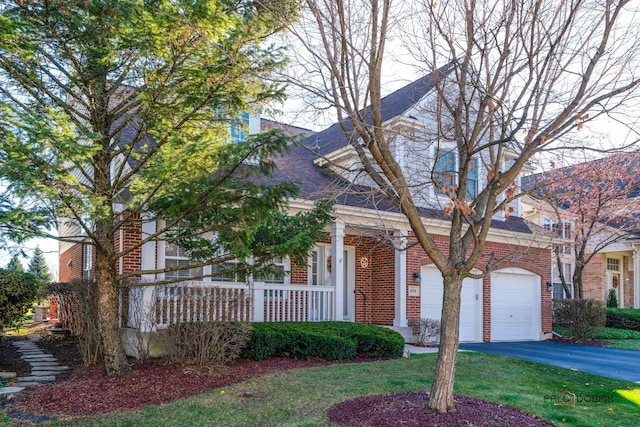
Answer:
xmin=310 ymin=244 xmax=355 ymax=321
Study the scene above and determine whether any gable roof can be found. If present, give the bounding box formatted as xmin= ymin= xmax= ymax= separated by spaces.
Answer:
xmin=301 ymin=62 xmax=455 ymax=156
xmin=271 ymin=64 xmax=534 ymax=235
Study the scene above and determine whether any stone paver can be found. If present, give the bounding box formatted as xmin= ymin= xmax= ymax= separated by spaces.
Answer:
xmin=0 ymin=371 xmax=17 ymax=380
xmin=1 ymin=340 xmax=69 ymax=392
xmin=0 ymin=386 xmax=26 ymax=395
xmin=18 ymin=375 xmax=56 ymax=382
xmin=31 ymin=365 xmax=69 ymax=371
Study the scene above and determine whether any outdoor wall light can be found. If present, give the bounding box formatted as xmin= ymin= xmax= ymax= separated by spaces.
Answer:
xmin=547 ymin=282 xmax=553 ymax=292
xmin=412 ymin=272 xmax=421 ymax=284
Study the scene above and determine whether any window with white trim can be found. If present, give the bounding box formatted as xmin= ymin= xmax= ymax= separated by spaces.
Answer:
xmin=607 ymin=258 xmax=620 ymax=272
xmin=552 ymin=262 xmax=572 ymax=299
xmin=164 ymin=243 xmax=203 ymax=280
xmin=230 ymin=112 xmax=250 ymax=143
xmin=434 ymin=150 xmax=456 ymax=195
xmin=434 ymin=150 xmax=480 ymax=200
xmin=544 ymin=219 xmax=572 ymax=254
xmin=84 ymin=244 xmax=93 ymax=279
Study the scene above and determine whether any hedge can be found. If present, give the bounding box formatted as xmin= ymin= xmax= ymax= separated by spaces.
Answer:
xmin=242 ymin=322 xmax=405 ymax=361
xmin=606 ymin=308 xmax=640 ymax=332
xmin=592 ymin=327 xmax=640 ymax=340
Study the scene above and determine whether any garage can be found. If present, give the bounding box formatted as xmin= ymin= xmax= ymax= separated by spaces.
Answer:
xmin=420 ymin=265 xmax=482 ymax=342
xmin=490 ymin=268 xmax=541 ymax=341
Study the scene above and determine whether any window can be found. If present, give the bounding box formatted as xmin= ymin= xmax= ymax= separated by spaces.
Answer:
xmin=607 ymin=258 xmax=620 ymax=272
xmin=256 ymin=257 xmax=286 ymax=284
xmin=434 ymin=150 xmax=456 ymax=195
xmin=466 ymin=158 xmax=479 ymax=199
xmin=83 ymin=244 xmax=93 ymax=279
xmin=210 ymin=262 xmax=237 ymax=282
xmin=544 ymin=219 xmax=572 ymax=254
xmin=229 ymin=112 xmax=250 ymax=143
xmin=164 ymin=243 xmax=203 ymax=280
xmin=552 ymin=263 xmax=572 ymax=299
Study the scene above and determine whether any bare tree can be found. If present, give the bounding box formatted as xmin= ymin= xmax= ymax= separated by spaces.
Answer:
xmin=283 ymin=0 xmax=640 ymax=413
xmin=528 ymin=152 xmax=640 ymax=299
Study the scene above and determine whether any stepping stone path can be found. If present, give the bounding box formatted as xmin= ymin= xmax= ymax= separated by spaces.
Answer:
xmin=0 ymin=340 xmax=69 ymax=396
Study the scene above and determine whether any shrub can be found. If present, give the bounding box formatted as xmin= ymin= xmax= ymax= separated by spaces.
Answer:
xmin=606 ymin=289 xmax=618 ymax=308
xmin=553 ymin=299 xmax=606 ymax=341
xmin=0 ymin=268 xmax=38 ymax=330
xmin=42 ymin=280 xmax=101 ymax=366
xmin=243 ymin=322 xmax=404 ymax=361
xmin=592 ymin=327 xmax=640 ymax=340
xmin=408 ymin=318 xmax=440 ymax=346
xmin=606 ymin=308 xmax=640 ymax=332
xmin=163 ymin=321 xmax=251 ymax=366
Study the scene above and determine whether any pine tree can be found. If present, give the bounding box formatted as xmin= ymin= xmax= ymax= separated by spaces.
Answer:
xmin=6 ymin=254 xmax=25 ymax=273
xmin=27 ymin=247 xmax=53 ymax=285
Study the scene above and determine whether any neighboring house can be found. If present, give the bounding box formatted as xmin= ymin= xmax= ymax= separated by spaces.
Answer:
xmin=59 ymin=67 xmax=556 ymax=355
xmin=522 ymin=155 xmax=640 ymax=309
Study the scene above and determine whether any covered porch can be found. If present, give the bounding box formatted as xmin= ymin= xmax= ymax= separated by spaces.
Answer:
xmin=122 ymin=220 xmax=413 ymax=334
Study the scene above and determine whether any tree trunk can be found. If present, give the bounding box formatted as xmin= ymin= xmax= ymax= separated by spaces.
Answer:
xmin=428 ymin=273 xmax=463 ymax=413
xmin=95 ymin=239 xmax=131 ymax=376
xmin=573 ymin=265 xmax=584 ymax=299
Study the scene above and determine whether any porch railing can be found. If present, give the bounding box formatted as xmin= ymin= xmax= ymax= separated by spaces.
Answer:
xmin=152 ymin=281 xmax=335 ymax=328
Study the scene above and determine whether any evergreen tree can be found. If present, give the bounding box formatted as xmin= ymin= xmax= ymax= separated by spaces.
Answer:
xmin=27 ymin=246 xmax=53 ymax=285
xmin=0 ymin=0 xmax=329 ymax=375
xmin=6 ymin=254 xmax=25 ymax=273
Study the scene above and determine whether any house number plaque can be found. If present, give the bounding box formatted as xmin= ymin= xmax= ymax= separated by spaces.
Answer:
xmin=360 ymin=256 xmax=369 ymax=268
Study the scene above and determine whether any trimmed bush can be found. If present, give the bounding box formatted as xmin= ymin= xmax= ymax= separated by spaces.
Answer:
xmin=606 ymin=308 xmax=640 ymax=332
xmin=553 ymin=299 xmax=606 ymax=341
xmin=243 ymin=322 xmax=405 ymax=361
xmin=606 ymin=289 xmax=618 ymax=308
xmin=592 ymin=327 xmax=640 ymax=340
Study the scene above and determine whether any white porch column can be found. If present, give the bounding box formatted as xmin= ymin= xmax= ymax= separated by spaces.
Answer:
xmin=252 ymin=281 xmax=265 ymax=322
xmin=393 ymin=230 xmax=408 ymax=328
xmin=331 ymin=221 xmax=345 ymax=321
xmin=634 ymin=246 xmax=640 ymax=308
xmin=138 ymin=217 xmax=157 ymax=332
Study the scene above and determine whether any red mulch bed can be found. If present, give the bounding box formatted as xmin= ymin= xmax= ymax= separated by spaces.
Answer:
xmin=7 ymin=357 xmax=331 ymax=418
xmin=551 ymin=337 xmax=611 ymax=346
xmin=327 ymin=391 xmax=554 ymax=427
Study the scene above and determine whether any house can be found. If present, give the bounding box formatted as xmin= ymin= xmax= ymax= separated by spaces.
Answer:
xmin=58 ymin=66 xmax=555 ymax=355
xmin=522 ymin=154 xmax=640 ymax=308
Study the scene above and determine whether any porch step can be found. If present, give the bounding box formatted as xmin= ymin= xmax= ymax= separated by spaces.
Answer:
xmin=384 ymin=326 xmax=415 ymax=342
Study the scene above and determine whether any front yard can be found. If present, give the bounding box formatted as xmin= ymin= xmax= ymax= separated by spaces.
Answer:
xmin=13 ymin=352 xmax=636 ymax=427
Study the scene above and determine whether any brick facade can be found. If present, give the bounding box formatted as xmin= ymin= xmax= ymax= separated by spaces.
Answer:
xmin=289 ymin=231 xmax=553 ymax=341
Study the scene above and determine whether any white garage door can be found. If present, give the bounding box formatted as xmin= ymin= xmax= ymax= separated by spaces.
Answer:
xmin=421 ymin=266 xmax=482 ymax=342
xmin=491 ymin=268 xmax=540 ymax=341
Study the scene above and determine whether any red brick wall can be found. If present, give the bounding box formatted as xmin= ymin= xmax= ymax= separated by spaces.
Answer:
xmin=121 ymin=213 xmax=143 ymax=275
xmin=582 ymin=253 xmax=607 ymax=301
xmin=623 ymin=255 xmax=634 ymax=308
xmin=290 ymin=230 xmax=552 ymax=338
xmin=406 ymin=234 xmax=552 ymax=341
xmin=59 ymin=243 xmax=84 ymax=283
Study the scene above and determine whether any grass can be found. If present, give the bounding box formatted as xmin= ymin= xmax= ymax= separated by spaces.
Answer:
xmin=606 ymin=340 xmax=640 ymax=351
xmin=554 ymin=326 xmax=640 ymax=351
xmin=32 ymin=352 xmax=639 ymax=427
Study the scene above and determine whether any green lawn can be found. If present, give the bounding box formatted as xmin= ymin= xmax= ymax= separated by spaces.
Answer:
xmin=606 ymin=340 xmax=640 ymax=351
xmin=23 ymin=352 xmax=638 ymax=427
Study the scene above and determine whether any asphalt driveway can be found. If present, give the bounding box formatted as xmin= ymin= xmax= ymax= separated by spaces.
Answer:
xmin=459 ymin=341 xmax=640 ymax=383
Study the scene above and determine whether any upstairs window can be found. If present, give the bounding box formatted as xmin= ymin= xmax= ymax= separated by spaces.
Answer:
xmin=434 ymin=151 xmax=456 ymax=195
xmin=466 ymin=158 xmax=479 ymax=200
xmin=230 ymin=112 xmax=250 ymax=143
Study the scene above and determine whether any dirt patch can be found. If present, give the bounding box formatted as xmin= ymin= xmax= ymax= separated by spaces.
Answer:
xmin=327 ymin=391 xmax=554 ymax=427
